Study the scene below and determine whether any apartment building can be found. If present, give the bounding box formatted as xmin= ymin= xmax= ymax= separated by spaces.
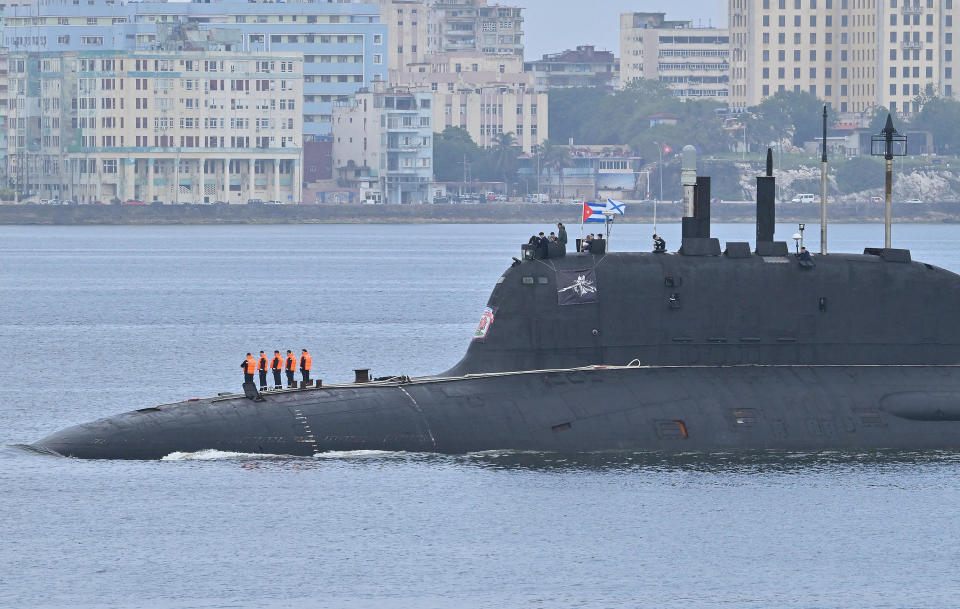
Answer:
xmin=619 ymin=12 xmax=730 ymax=99
xmin=0 ymin=48 xmax=8 ymax=188
xmin=378 ymin=0 xmax=431 ymax=71
xmin=377 ymin=0 xmax=523 ymax=72
xmin=6 ymin=37 xmax=303 ymax=203
xmin=2 ymin=0 xmax=387 ymax=141
xmin=729 ymin=0 xmax=958 ymax=115
xmin=524 ymin=45 xmax=620 ymax=90
xmin=430 ymin=0 xmax=524 ymax=56
xmin=332 ymin=81 xmax=433 ymax=204
xmin=392 ymin=52 xmax=546 ymax=152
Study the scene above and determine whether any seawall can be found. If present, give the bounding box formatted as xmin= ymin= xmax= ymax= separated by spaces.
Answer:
xmin=0 ymin=201 xmax=958 ymax=225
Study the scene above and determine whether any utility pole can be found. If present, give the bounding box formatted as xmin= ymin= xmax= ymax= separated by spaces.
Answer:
xmin=535 ymin=144 xmax=541 ymax=201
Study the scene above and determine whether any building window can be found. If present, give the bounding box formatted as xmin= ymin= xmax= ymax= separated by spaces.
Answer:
xmin=374 ymin=54 xmax=382 ymax=64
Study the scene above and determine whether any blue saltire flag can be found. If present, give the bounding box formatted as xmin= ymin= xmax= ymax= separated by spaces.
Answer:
xmin=606 ymin=199 xmax=626 ymax=215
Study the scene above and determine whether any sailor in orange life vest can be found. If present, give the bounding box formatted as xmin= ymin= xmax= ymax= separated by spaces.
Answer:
xmin=285 ymin=349 xmax=297 ymax=387
xmin=270 ymin=350 xmax=284 ymax=390
xmin=257 ymin=350 xmax=269 ymax=391
xmin=241 ymin=353 xmax=257 ymax=384
xmin=300 ymin=349 xmax=312 ymax=383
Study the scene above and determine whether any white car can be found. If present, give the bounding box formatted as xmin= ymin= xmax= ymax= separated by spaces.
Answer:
xmin=791 ymin=193 xmax=817 ymax=203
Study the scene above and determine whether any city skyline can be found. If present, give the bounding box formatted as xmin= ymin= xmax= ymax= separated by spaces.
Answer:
xmin=517 ymin=0 xmax=728 ymax=59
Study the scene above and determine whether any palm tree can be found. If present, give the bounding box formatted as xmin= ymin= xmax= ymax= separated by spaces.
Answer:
xmin=541 ymin=141 xmax=571 ymax=199
xmin=491 ymin=132 xmax=519 ymax=195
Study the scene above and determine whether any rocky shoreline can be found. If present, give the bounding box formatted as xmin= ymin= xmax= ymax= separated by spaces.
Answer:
xmin=1 ymin=201 xmax=959 ymax=225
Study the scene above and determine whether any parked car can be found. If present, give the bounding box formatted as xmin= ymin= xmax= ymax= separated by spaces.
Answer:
xmin=121 ymin=199 xmax=147 ymax=206
xmin=791 ymin=193 xmax=817 ymax=204
xmin=903 ymin=198 xmax=923 ymax=204
xmin=870 ymin=196 xmax=883 ymax=204
xmin=247 ymin=198 xmax=265 ymax=205
xmin=267 ymin=200 xmax=282 ymax=205
xmin=149 ymin=200 xmax=165 ymax=206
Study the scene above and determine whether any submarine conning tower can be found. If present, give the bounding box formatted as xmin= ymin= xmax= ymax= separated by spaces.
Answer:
xmin=444 ymin=147 xmax=960 ymax=377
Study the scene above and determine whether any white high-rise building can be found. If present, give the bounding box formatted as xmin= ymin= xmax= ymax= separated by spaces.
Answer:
xmin=620 ymin=12 xmax=730 ymax=99
xmin=729 ymin=0 xmax=958 ymax=115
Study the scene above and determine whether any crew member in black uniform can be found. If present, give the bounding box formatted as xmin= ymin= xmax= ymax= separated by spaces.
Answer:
xmin=241 ymin=353 xmax=256 ymax=384
xmin=257 ymin=351 xmax=269 ymax=391
xmin=270 ymin=350 xmax=283 ymax=389
xmin=653 ymin=234 xmax=666 ymax=253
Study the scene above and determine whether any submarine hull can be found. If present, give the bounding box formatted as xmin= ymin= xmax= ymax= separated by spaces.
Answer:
xmin=34 ymin=365 xmax=960 ymax=459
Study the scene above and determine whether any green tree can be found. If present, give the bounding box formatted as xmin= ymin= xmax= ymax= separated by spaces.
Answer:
xmin=910 ymin=97 xmax=960 ymax=154
xmin=540 ymin=140 xmax=572 ymax=198
xmin=835 ymin=156 xmax=884 ymax=194
xmin=433 ymin=126 xmax=491 ymax=182
xmin=490 ymin=131 xmax=520 ymax=191
xmin=751 ymin=90 xmax=833 ymax=146
xmin=867 ymin=106 xmax=898 ymax=134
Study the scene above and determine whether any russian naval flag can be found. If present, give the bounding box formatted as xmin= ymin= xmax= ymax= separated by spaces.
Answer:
xmin=582 ymin=201 xmax=608 ymax=223
xmin=606 ymin=198 xmax=626 ymax=215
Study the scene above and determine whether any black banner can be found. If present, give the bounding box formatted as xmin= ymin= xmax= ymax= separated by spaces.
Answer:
xmin=556 ymin=268 xmax=599 ymax=306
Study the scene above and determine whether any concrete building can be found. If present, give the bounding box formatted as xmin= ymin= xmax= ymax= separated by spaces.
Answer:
xmin=332 ymin=81 xmax=433 ymax=204
xmin=5 ymin=29 xmax=303 ymax=203
xmin=518 ymin=143 xmax=641 ymax=200
xmin=377 ymin=0 xmax=523 ymax=72
xmin=430 ymin=0 xmax=524 ymax=57
xmin=619 ymin=12 xmax=730 ymax=99
xmin=0 ymin=48 xmax=8 ymax=191
xmin=2 ymin=0 xmax=387 ymax=141
xmin=392 ymin=52 xmax=547 ymax=152
xmin=729 ymin=0 xmax=958 ymax=115
xmin=524 ymin=45 xmax=619 ymax=90
xmin=377 ymin=0 xmax=431 ymax=71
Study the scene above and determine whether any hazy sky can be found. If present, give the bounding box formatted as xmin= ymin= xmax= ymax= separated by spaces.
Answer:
xmin=515 ymin=0 xmax=728 ymax=60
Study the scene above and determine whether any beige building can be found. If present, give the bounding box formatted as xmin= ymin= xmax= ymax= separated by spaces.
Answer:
xmin=6 ymin=49 xmax=303 ymax=203
xmin=729 ymin=0 xmax=958 ymax=115
xmin=378 ymin=0 xmax=523 ymax=72
xmin=332 ymin=81 xmax=434 ymax=204
xmin=392 ymin=51 xmax=546 ymax=152
xmin=620 ymin=12 xmax=730 ymax=99
xmin=379 ymin=0 xmax=431 ymax=72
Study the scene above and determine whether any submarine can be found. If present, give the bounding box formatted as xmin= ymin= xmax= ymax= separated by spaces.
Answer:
xmin=32 ymin=148 xmax=960 ymax=459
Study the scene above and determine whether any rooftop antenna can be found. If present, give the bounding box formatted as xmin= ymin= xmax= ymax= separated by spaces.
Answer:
xmin=820 ymin=104 xmax=828 ymax=255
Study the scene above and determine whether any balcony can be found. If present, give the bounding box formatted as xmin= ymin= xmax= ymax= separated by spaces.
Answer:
xmin=901 ymin=5 xmax=922 ymax=14
xmin=901 ymin=40 xmax=923 ymax=49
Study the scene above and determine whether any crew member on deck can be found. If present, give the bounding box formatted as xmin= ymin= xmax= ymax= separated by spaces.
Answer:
xmin=257 ymin=351 xmax=269 ymax=391
xmin=241 ymin=353 xmax=256 ymax=384
xmin=271 ymin=350 xmax=283 ymax=390
xmin=557 ymin=222 xmax=567 ymax=250
xmin=300 ymin=349 xmax=312 ymax=383
xmin=285 ymin=350 xmax=297 ymax=387
xmin=653 ymin=234 xmax=666 ymax=253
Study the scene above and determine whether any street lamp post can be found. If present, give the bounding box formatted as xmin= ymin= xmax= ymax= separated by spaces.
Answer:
xmin=871 ymin=114 xmax=907 ymax=248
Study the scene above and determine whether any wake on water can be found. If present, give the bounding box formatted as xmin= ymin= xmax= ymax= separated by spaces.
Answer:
xmin=161 ymin=448 xmax=412 ymax=461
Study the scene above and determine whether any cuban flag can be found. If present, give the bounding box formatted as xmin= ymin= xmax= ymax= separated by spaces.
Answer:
xmin=582 ymin=201 xmax=608 ymax=223
xmin=606 ymin=198 xmax=626 ymax=215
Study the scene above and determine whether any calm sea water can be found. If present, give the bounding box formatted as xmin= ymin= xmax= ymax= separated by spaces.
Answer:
xmin=3 ymin=222 xmax=960 ymax=609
